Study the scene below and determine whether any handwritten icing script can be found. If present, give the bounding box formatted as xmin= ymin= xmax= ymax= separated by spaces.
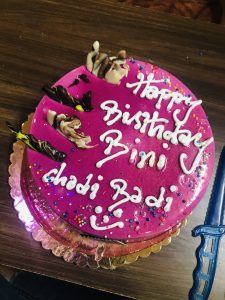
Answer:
xmin=42 ymin=72 xmax=213 ymax=231
xmin=42 ymin=162 xmax=174 ymax=230
xmin=96 ymin=72 xmax=213 ymax=174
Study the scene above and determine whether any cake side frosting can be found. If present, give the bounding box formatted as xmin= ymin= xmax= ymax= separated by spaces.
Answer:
xmin=22 ymin=58 xmax=215 ymax=242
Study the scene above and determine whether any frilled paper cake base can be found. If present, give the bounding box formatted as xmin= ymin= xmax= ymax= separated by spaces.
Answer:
xmin=8 ymin=114 xmax=186 ymax=269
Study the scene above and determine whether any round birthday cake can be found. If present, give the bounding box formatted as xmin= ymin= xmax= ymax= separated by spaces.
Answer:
xmin=13 ymin=42 xmax=214 ymax=260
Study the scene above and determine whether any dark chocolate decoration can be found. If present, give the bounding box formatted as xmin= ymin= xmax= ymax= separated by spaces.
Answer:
xmin=68 ymin=78 xmax=80 ymax=88
xmin=68 ymin=74 xmax=90 ymax=88
xmin=43 ymin=85 xmax=93 ymax=112
xmin=7 ymin=122 xmax=67 ymax=162
xmin=28 ymin=135 xmax=67 ymax=162
xmin=42 ymin=85 xmax=76 ymax=108
xmin=91 ymin=54 xmax=97 ymax=65
xmin=78 ymin=74 xmax=90 ymax=83
xmin=79 ymin=91 xmax=93 ymax=112
xmin=98 ymin=59 xmax=112 ymax=79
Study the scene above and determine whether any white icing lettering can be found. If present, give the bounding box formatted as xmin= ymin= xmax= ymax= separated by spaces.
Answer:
xmin=42 ymin=168 xmax=58 ymax=183
xmin=42 ymin=163 xmax=177 ymax=224
xmin=52 ymin=162 xmax=67 ymax=186
xmin=130 ymin=148 xmax=138 ymax=164
xmin=42 ymin=164 xmax=101 ymax=199
xmin=145 ymin=111 xmax=169 ymax=139
xmin=100 ymin=99 xmax=202 ymax=148
xmin=145 ymin=187 xmax=165 ymax=208
xmin=126 ymin=73 xmax=164 ymax=98
xmin=122 ymin=110 xmax=143 ymax=130
xmin=126 ymin=72 xmax=193 ymax=111
xmin=90 ymin=183 xmax=100 ymax=200
xmin=164 ymin=197 xmax=173 ymax=212
xmin=136 ymin=151 xmax=166 ymax=170
xmin=108 ymin=179 xmax=142 ymax=211
xmin=76 ymin=174 xmax=93 ymax=195
xmin=66 ymin=175 xmax=77 ymax=190
xmin=100 ymin=100 xmax=122 ymax=126
xmin=179 ymin=137 xmax=214 ymax=174
xmin=173 ymin=100 xmax=202 ymax=127
xmin=96 ymin=129 xmax=129 ymax=168
xmin=157 ymin=154 xmax=167 ymax=170
xmin=137 ymin=151 xmax=155 ymax=169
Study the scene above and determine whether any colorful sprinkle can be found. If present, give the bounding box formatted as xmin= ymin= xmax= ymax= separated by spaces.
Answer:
xmin=63 ymin=212 xmax=68 ymax=218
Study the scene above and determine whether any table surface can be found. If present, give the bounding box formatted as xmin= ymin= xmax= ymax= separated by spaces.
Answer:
xmin=0 ymin=1 xmax=225 ymax=299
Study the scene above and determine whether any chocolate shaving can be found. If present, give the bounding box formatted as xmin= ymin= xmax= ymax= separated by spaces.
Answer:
xmin=79 ymin=91 xmax=93 ymax=112
xmin=43 ymin=85 xmax=77 ymax=108
xmin=43 ymin=85 xmax=93 ymax=112
xmin=78 ymin=74 xmax=90 ymax=83
xmin=68 ymin=78 xmax=80 ymax=88
xmin=68 ymin=74 xmax=90 ymax=88
xmin=29 ymin=135 xmax=67 ymax=162
xmin=7 ymin=122 xmax=67 ymax=162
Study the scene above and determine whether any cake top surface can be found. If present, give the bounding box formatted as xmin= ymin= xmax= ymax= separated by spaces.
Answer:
xmin=25 ymin=48 xmax=214 ymax=242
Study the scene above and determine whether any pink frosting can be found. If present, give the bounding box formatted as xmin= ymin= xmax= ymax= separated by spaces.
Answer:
xmin=25 ymin=60 xmax=215 ymax=241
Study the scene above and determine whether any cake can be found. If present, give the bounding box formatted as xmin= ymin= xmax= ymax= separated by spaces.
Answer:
xmin=10 ymin=42 xmax=215 ymax=264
